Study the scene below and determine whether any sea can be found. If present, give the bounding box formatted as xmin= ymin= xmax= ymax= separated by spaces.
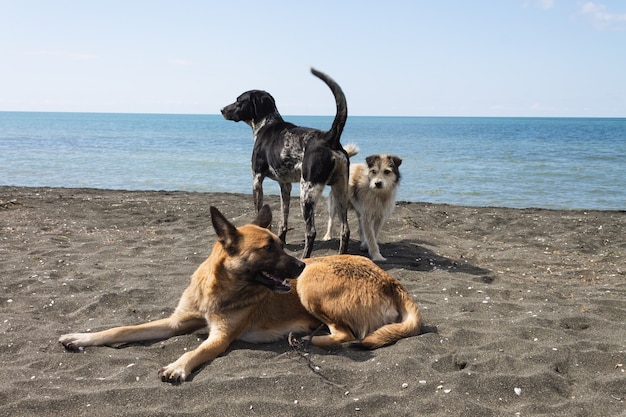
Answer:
xmin=1 ymin=111 xmax=625 ymax=210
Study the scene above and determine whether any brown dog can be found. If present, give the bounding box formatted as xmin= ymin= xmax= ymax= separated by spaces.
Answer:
xmin=297 ymin=254 xmax=421 ymax=349
xmin=59 ymin=205 xmax=421 ymax=383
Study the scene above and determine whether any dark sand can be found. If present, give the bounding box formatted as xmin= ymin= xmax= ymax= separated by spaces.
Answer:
xmin=1 ymin=186 xmax=625 ymax=416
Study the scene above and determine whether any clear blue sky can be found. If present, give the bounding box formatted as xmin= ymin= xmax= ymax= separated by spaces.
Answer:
xmin=1 ymin=1 xmax=625 ymax=117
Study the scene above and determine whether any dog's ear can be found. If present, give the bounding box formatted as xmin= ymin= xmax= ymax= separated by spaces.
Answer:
xmin=392 ymin=156 xmax=402 ymax=168
xmin=252 ymin=93 xmax=276 ymax=119
xmin=210 ymin=206 xmax=240 ymax=250
xmin=251 ymin=204 xmax=272 ymax=229
xmin=365 ymin=155 xmax=379 ymax=168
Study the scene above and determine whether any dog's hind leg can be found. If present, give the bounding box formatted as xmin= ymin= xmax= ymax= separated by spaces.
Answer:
xmin=328 ymin=181 xmax=350 ymax=254
xmin=278 ymin=182 xmax=292 ymax=243
xmin=308 ymin=323 xmax=356 ymax=348
xmin=300 ymin=182 xmax=324 ymax=258
xmin=337 ymin=195 xmax=350 ymax=254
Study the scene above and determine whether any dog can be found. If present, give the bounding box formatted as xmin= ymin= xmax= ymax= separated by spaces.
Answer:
xmin=59 ymin=205 xmax=421 ymax=383
xmin=324 ymin=148 xmax=402 ymax=262
xmin=221 ymin=68 xmax=350 ymax=258
xmin=296 ymin=254 xmax=420 ymax=349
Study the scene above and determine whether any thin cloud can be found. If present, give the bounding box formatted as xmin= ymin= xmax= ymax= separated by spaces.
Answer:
xmin=579 ymin=2 xmax=626 ymax=31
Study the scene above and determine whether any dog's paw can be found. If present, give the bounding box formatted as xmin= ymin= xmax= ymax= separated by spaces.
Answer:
xmin=288 ymin=332 xmax=300 ymax=347
xmin=59 ymin=333 xmax=90 ymax=351
xmin=158 ymin=363 xmax=188 ymax=384
xmin=370 ymin=253 xmax=387 ymax=262
xmin=288 ymin=332 xmax=312 ymax=350
xmin=321 ymin=233 xmax=332 ymax=241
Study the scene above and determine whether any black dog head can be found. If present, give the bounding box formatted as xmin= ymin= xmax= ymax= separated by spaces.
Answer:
xmin=221 ymin=90 xmax=278 ymax=125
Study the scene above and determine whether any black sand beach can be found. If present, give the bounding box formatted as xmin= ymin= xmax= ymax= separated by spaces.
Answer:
xmin=1 ymin=186 xmax=625 ymax=416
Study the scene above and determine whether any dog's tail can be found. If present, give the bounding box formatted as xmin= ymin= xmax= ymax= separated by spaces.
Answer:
xmin=343 ymin=143 xmax=359 ymax=158
xmin=311 ymin=67 xmax=348 ymax=150
xmin=351 ymin=289 xmax=422 ymax=350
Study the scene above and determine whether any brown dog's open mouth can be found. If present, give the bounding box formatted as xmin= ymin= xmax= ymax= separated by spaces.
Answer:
xmin=255 ymin=271 xmax=292 ymax=293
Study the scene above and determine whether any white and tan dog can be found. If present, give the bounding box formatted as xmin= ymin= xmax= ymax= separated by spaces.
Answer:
xmin=325 ymin=146 xmax=402 ymax=261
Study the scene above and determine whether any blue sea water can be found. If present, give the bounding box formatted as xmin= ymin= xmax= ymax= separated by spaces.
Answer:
xmin=1 ymin=111 xmax=625 ymax=210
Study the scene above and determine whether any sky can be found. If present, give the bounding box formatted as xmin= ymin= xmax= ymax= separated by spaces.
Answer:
xmin=1 ymin=1 xmax=625 ymax=117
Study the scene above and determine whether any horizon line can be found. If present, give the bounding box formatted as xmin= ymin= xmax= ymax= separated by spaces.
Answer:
xmin=1 ymin=110 xmax=625 ymax=119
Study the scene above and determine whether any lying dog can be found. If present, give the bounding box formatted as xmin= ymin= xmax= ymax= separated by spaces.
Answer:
xmin=59 ymin=205 xmax=421 ymax=383
xmin=221 ymin=68 xmax=350 ymax=258
xmin=325 ymin=148 xmax=402 ymax=261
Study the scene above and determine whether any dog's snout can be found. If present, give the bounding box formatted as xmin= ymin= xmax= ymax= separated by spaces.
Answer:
xmin=374 ymin=181 xmax=383 ymax=189
xmin=290 ymin=258 xmax=306 ymax=276
xmin=221 ymin=105 xmax=237 ymax=121
xmin=294 ymin=258 xmax=306 ymax=270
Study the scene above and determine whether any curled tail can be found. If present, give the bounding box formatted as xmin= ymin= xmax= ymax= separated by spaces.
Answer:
xmin=352 ymin=291 xmax=422 ymax=350
xmin=343 ymin=143 xmax=359 ymax=158
xmin=310 ymin=67 xmax=348 ymax=150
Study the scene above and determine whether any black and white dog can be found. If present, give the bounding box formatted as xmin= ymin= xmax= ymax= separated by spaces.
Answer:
xmin=221 ymin=68 xmax=350 ymax=258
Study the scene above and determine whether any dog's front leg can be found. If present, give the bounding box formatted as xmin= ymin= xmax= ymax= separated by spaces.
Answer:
xmin=362 ymin=219 xmax=385 ymax=262
xmin=278 ymin=182 xmax=292 ymax=243
xmin=158 ymin=316 xmax=237 ymax=383
xmin=158 ymin=331 xmax=231 ymax=383
xmin=327 ymin=180 xmax=350 ymax=254
xmin=252 ymin=173 xmax=265 ymax=213
xmin=322 ymin=212 xmax=334 ymax=241
xmin=355 ymin=212 xmax=367 ymax=251
xmin=59 ymin=315 xmax=206 ymax=351
xmin=322 ymin=194 xmax=336 ymax=241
